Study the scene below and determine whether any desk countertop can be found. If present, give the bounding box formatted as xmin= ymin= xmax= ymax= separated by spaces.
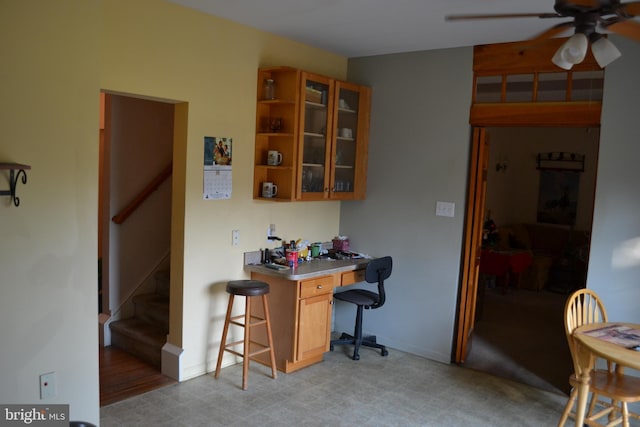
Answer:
xmin=244 ymin=257 xmax=370 ymax=281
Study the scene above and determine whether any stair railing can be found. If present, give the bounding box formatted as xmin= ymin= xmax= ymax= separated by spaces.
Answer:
xmin=112 ymin=163 xmax=172 ymax=225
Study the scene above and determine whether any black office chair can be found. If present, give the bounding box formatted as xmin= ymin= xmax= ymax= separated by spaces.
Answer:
xmin=330 ymin=256 xmax=392 ymax=360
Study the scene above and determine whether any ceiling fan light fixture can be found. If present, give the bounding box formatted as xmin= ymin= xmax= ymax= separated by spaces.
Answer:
xmin=591 ymin=35 xmax=622 ymax=68
xmin=552 ymin=33 xmax=589 ymax=70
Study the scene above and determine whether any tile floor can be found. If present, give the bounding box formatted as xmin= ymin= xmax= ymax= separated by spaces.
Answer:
xmin=100 ymin=346 xmax=580 ymax=426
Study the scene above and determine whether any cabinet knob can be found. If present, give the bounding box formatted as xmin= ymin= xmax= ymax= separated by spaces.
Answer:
xmin=317 ymin=285 xmax=323 ymax=289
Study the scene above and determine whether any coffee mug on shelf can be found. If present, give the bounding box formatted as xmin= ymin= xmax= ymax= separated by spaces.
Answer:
xmin=267 ymin=150 xmax=283 ymax=166
xmin=340 ymin=128 xmax=353 ymax=138
xmin=262 ymin=182 xmax=278 ymax=198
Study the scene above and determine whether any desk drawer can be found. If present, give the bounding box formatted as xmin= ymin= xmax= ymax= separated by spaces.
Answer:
xmin=341 ymin=269 xmax=365 ymax=286
xmin=300 ymin=276 xmax=336 ymax=298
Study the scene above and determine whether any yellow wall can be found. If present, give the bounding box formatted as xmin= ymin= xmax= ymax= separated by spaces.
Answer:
xmin=0 ymin=0 xmax=101 ymax=422
xmin=1 ymin=0 xmax=348 ymax=422
xmin=100 ymin=0 xmax=348 ymax=379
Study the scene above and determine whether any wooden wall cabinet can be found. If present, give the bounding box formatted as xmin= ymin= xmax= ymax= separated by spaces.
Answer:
xmin=254 ymin=67 xmax=370 ymax=201
xmin=253 ymin=67 xmax=300 ymax=201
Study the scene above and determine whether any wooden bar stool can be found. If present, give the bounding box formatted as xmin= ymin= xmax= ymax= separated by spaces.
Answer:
xmin=214 ymin=280 xmax=277 ymax=390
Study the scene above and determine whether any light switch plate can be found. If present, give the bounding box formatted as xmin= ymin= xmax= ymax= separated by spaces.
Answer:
xmin=436 ymin=201 xmax=455 ymax=218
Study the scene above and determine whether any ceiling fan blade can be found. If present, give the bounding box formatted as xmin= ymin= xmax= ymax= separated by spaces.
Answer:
xmin=446 ymin=12 xmax=560 ymax=21
xmin=569 ymin=0 xmax=601 ymax=8
xmin=530 ymin=21 xmax=575 ymax=41
xmin=606 ymin=19 xmax=640 ymax=42
xmin=618 ymin=1 xmax=640 ymax=16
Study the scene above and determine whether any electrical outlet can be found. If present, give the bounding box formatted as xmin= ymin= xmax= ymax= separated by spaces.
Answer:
xmin=40 ymin=372 xmax=56 ymax=399
xmin=232 ymin=229 xmax=240 ymax=246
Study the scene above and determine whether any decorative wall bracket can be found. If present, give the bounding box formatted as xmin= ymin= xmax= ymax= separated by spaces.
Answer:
xmin=536 ymin=152 xmax=584 ymax=172
xmin=0 ymin=163 xmax=31 ymax=207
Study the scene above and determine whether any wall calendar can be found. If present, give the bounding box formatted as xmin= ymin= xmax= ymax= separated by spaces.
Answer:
xmin=203 ymin=136 xmax=232 ymax=200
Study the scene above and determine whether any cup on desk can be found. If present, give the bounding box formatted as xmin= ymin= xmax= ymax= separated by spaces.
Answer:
xmin=285 ymin=249 xmax=298 ymax=267
xmin=262 ymin=182 xmax=278 ymax=198
xmin=267 ymin=150 xmax=282 ymax=166
xmin=311 ymin=243 xmax=321 ymax=258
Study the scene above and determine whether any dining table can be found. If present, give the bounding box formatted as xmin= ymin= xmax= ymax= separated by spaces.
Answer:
xmin=572 ymin=322 xmax=640 ymax=426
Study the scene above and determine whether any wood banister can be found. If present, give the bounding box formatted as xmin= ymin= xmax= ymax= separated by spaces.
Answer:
xmin=112 ymin=163 xmax=172 ymax=225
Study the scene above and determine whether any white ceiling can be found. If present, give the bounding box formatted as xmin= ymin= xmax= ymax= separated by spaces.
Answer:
xmin=167 ymin=0 xmax=577 ymax=58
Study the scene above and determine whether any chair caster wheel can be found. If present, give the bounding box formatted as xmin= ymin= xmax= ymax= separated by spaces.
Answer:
xmin=330 ymin=344 xmax=334 ymax=351
xmin=352 ymin=354 xmax=360 ymax=361
xmin=381 ymin=349 xmax=389 ymax=357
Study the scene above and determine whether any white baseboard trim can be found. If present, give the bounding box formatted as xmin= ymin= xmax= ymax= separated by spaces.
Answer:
xmin=161 ymin=342 xmax=184 ymax=381
xmin=99 ymin=313 xmax=111 ymax=347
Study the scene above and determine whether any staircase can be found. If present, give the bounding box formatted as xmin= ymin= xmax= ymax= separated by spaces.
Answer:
xmin=109 ymin=270 xmax=170 ymax=369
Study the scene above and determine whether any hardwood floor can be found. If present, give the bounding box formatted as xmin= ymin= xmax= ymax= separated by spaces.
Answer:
xmin=99 ymin=346 xmax=176 ymax=407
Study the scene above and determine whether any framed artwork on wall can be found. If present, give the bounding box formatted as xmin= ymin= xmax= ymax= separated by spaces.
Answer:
xmin=536 ymin=169 xmax=580 ymax=225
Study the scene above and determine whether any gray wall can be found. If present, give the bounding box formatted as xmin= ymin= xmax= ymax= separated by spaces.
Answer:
xmin=340 ymin=37 xmax=640 ymax=366
xmin=589 ymin=35 xmax=640 ymax=330
xmin=339 ymin=47 xmax=474 ymax=363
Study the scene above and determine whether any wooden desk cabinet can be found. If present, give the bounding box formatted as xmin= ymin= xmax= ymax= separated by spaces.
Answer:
xmin=250 ymin=268 xmax=364 ymax=373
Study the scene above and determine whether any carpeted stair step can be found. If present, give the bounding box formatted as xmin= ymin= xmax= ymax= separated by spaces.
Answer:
xmin=155 ymin=270 xmax=170 ymax=298
xmin=110 ymin=318 xmax=166 ymax=368
xmin=132 ymin=293 xmax=169 ymax=333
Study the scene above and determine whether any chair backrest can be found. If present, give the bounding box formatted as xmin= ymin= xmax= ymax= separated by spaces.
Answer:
xmin=365 ymin=256 xmax=392 ymax=309
xmin=564 ymin=288 xmax=608 ymax=375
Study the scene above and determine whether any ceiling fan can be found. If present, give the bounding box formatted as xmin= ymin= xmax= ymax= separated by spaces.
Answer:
xmin=446 ymin=0 xmax=640 ymax=69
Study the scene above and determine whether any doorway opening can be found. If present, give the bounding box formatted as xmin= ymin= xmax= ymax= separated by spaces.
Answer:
xmin=453 ymin=36 xmax=606 ymax=394
xmin=463 ymin=126 xmax=599 ymax=394
xmin=98 ymin=92 xmax=186 ymax=405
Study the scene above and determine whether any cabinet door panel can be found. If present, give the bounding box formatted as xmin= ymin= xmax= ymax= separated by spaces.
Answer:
xmin=298 ymin=72 xmax=334 ymax=200
xmin=330 ymin=81 xmax=370 ymax=200
xmin=297 ymin=293 xmax=332 ymax=360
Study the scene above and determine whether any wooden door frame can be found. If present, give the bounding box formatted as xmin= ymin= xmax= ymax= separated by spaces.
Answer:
xmin=454 ymin=128 xmax=489 ymax=363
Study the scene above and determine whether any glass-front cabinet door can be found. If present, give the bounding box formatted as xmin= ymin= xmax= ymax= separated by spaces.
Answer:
xmin=330 ymin=81 xmax=370 ymax=200
xmin=298 ymin=72 xmax=334 ymax=200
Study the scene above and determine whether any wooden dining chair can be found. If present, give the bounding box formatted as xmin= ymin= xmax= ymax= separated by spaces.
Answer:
xmin=558 ymin=289 xmax=640 ymax=427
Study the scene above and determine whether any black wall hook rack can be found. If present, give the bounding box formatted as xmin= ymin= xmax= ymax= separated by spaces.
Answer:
xmin=1 ymin=163 xmax=31 ymax=207
xmin=536 ymin=152 xmax=584 ymax=172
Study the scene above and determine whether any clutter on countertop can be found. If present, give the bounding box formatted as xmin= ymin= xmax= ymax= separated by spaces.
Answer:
xmin=253 ymin=235 xmax=368 ymax=270
xmin=332 ymin=235 xmax=350 ymax=252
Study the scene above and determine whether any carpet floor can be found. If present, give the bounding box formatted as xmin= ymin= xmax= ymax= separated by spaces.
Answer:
xmin=464 ymin=285 xmax=573 ymax=396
